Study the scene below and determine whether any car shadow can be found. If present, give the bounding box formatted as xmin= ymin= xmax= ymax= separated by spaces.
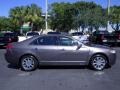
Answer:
xmin=7 ymin=64 xmax=20 ymax=69
xmin=38 ymin=65 xmax=88 ymax=70
xmin=7 ymin=64 xmax=89 ymax=70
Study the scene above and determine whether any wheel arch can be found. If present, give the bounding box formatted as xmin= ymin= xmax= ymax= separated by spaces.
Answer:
xmin=19 ymin=53 xmax=39 ymax=65
xmin=89 ymin=53 xmax=109 ymax=64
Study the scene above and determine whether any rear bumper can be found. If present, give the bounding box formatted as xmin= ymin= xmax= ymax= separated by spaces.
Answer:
xmin=5 ymin=51 xmax=19 ymax=65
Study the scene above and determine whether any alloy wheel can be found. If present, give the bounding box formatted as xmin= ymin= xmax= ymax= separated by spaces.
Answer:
xmin=91 ymin=55 xmax=107 ymax=71
xmin=21 ymin=55 xmax=38 ymax=71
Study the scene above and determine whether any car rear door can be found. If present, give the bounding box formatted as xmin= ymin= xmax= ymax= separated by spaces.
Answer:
xmin=32 ymin=36 xmax=60 ymax=62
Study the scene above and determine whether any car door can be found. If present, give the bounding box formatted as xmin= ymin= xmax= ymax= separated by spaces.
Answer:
xmin=31 ymin=36 xmax=59 ymax=62
xmin=56 ymin=36 xmax=89 ymax=63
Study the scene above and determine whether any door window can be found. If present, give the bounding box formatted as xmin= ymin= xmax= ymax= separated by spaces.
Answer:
xmin=58 ymin=36 xmax=78 ymax=46
xmin=31 ymin=36 xmax=57 ymax=45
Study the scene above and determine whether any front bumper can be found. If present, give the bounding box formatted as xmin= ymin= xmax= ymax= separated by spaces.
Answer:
xmin=108 ymin=52 xmax=116 ymax=66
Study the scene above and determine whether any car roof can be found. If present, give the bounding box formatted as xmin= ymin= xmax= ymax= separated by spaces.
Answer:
xmin=19 ymin=34 xmax=73 ymax=45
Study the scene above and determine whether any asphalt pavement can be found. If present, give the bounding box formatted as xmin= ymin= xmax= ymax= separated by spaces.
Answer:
xmin=0 ymin=48 xmax=120 ymax=90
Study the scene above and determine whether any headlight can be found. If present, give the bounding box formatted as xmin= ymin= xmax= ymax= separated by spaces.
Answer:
xmin=110 ymin=50 xmax=116 ymax=53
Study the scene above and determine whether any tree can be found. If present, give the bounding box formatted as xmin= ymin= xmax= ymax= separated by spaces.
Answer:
xmin=9 ymin=4 xmax=43 ymax=32
xmin=9 ymin=6 xmax=25 ymax=30
xmin=49 ymin=2 xmax=107 ymax=32
xmin=0 ymin=17 xmax=13 ymax=31
xmin=24 ymin=4 xmax=43 ymax=31
xmin=109 ymin=6 xmax=120 ymax=31
xmin=49 ymin=2 xmax=74 ymax=32
xmin=73 ymin=1 xmax=107 ymax=32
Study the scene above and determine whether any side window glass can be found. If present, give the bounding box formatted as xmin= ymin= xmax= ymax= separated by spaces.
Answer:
xmin=59 ymin=37 xmax=78 ymax=46
xmin=30 ymin=39 xmax=38 ymax=45
xmin=35 ymin=36 xmax=57 ymax=45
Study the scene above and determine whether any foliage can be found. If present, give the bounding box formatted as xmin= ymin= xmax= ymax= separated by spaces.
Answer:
xmin=0 ymin=2 xmax=120 ymax=33
xmin=49 ymin=1 xmax=107 ymax=32
xmin=0 ymin=17 xmax=13 ymax=31
xmin=9 ymin=4 xmax=43 ymax=31
xmin=109 ymin=6 xmax=120 ymax=31
xmin=49 ymin=2 xmax=74 ymax=32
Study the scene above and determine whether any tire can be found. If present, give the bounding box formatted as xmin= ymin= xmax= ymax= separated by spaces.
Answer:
xmin=90 ymin=54 xmax=107 ymax=71
xmin=20 ymin=55 xmax=38 ymax=71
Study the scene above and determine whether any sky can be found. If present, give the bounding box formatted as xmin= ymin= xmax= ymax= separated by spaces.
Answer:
xmin=0 ymin=0 xmax=120 ymax=17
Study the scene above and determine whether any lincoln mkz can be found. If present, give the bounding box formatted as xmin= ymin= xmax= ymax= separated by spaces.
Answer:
xmin=5 ymin=35 xmax=116 ymax=71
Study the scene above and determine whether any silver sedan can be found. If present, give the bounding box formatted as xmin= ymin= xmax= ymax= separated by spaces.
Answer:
xmin=5 ymin=35 xmax=116 ymax=71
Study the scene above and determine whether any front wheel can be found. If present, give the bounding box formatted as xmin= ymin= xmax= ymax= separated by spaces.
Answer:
xmin=20 ymin=55 xmax=38 ymax=71
xmin=90 ymin=55 xmax=107 ymax=71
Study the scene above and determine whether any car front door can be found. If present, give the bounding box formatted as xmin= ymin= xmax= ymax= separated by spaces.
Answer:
xmin=56 ymin=36 xmax=89 ymax=64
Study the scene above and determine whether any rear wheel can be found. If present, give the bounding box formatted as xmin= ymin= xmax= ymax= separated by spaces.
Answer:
xmin=90 ymin=54 xmax=107 ymax=71
xmin=20 ymin=55 xmax=38 ymax=71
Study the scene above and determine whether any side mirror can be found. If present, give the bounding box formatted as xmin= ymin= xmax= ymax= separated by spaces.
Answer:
xmin=76 ymin=44 xmax=82 ymax=50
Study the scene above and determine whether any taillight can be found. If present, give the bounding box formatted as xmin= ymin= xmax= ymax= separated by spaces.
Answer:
xmin=6 ymin=43 xmax=13 ymax=49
